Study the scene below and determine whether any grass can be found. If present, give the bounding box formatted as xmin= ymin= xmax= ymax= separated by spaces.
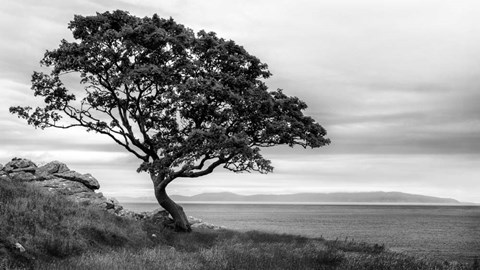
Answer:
xmin=1 ymin=179 xmax=478 ymax=270
xmin=0 ymin=179 xmax=150 ymax=269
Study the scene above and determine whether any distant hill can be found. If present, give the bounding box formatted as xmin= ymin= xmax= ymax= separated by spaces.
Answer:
xmin=119 ymin=191 xmax=463 ymax=204
xmin=171 ymin=192 xmax=461 ymax=204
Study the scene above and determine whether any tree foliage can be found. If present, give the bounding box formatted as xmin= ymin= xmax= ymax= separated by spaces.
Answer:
xmin=10 ymin=10 xmax=330 ymax=185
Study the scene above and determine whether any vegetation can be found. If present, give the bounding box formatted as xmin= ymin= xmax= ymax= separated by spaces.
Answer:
xmin=9 ymin=10 xmax=330 ymax=232
xmin=1 ymin=180 xmax=477 ymax=270
xmin=0 ymin=178 xmax=150 ymax=269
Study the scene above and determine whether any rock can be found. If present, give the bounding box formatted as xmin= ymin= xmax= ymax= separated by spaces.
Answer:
xmin=0 ymin=174 xmax=9 ymax=181
xmin=0 ymin=165 xmax=9 ymax=180
xmin=191 ymin=222 xmax=225 ymax=230
xmin=105 ymin=199 xmax=115 ymax=209
xmin=188 ymin=215 xmax=225 ymax=230
xmin=121 ymin=211 xmax=148 ymax=220
xmin=30 ymin=179 xmax=92 ymax=195
xmin=36 ymin=161 xmax=70 ymax=175
xmin=8 ymin=171 xmax=37 ymax=182
xmin=4 ymin=158 xmax=37 ymax=172
xmin=1 ymin=158 xmax=106 ymax=212
xmin=105 ymin=198 xmax=124 ymax=213
xmin=11 ymin=166 xmax=37 ymax=173
xmin=188 ymin=216 xmax=203 ymax=225
xmin=0 ymin=157 xmax=219 ymax=231
xmin=14 ymin=243 xmax=25 ymax=253
xmin=72 ymin=191 xmax=107 ymax=206
xmin=54 ymin=171 xmax=100 ymax=190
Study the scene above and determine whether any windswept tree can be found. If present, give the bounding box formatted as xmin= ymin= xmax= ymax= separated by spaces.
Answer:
xmin=10 ymin=10 xmax=330 ymax=232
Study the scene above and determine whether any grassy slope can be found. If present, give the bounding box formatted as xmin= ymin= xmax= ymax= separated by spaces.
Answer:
xmin=0 ymin=180 xmax=477 ymax=270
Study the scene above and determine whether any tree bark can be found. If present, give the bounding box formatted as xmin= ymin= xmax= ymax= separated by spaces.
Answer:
xmin=152 ymin=176 xmax=191 ymax=232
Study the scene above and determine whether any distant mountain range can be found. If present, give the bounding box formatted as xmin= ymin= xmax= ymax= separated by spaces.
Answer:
xmin=117 ymin=191 xmax=467 ymax=204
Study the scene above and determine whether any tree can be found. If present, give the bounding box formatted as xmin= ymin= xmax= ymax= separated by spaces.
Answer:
xmin=10 ymin=10 xmax=330 ymax=232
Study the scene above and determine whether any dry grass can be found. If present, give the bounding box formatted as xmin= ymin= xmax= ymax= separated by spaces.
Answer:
xmin=1 ymin=179 xmax=477 ymax=270
xmin=0 ymin=180 xmax=150 ymax=268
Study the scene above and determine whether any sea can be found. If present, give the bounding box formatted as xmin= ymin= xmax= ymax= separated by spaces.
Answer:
xmin=123 ymin=202 xmax=480 ymax=264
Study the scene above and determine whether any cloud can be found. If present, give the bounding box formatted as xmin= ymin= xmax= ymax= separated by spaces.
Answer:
xmin=1 ymin=0 xmax=480 ymax=202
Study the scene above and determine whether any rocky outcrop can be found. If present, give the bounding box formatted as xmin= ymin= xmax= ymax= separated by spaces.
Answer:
xmin=53 ymin=171 xmax=100 ymax=190
xmin=188 ymin=216 xmax=226 ymax=230
xmin=0 ymin=158 xmax=123 ymax=214
xmin=0 ymin=157 xmax=225 ymax=230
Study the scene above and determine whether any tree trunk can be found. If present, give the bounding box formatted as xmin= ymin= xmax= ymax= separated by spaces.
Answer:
xmin=153 ymin=181 xmax=192 ymax=232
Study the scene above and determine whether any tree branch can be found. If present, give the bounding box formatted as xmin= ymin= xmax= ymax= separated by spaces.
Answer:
xmin=178 ymin=153 xmax=234 ymax=179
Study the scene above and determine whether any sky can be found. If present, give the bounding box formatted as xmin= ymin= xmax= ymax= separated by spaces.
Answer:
xmin=1 ymin=0 xmax=479 ymax=203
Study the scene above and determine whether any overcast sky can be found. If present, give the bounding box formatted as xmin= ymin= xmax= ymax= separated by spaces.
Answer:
xmin=1 ymin=0 xmax=479 ymax=203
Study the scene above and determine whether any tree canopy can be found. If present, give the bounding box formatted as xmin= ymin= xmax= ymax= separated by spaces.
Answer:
xmin=11 ymin=10 xmax=331 ymax=231
xmin=11 ymin=10 xmax=330 ymax=183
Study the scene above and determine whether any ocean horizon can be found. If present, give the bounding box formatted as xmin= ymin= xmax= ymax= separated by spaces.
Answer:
xmin=123 ymin=202 xmax=480 ymax=264
xmin=122 ymin=201 xmax=476 ymax=206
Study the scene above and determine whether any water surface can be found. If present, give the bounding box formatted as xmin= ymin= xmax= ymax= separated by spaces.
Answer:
xmin=124 ymin=203 xmax=480 ymax=263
